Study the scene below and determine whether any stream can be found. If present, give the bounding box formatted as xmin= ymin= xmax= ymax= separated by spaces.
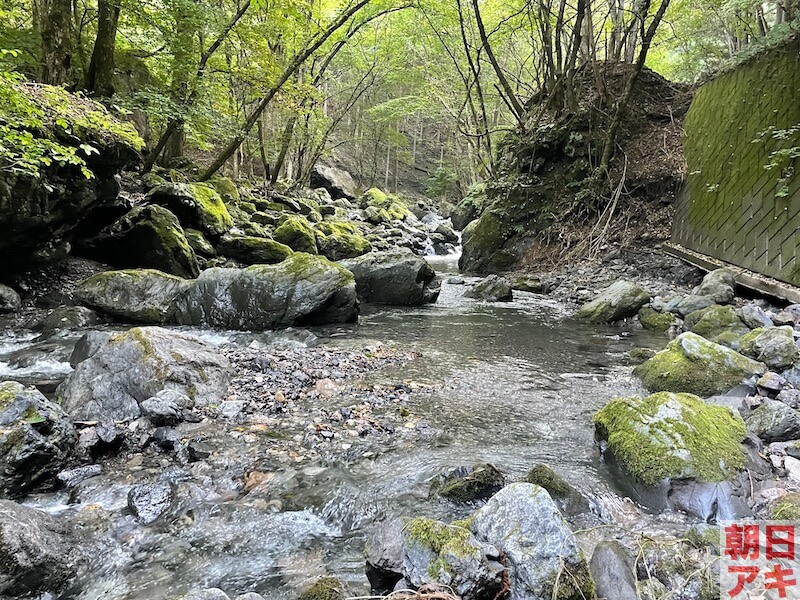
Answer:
xmin=0 ymin=254 xmax=699 ymax=600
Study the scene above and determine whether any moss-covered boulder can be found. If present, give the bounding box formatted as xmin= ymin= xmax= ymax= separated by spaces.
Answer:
xmin=315 ymin=221 xmax=372 ymax=260
xmin=297 ymin=577 xmax=346 ymax=600
xmin=0 ymin=382 xmax=75 ymax=496
xmin=471 ymin=483 xmax=595 ymax=600
xmin=172 ymin=253 xmax=358 ymax=330
xmin=638 ymin=306 xmax=675 ymax=332
xmin=575 ymin=280 xmax=650 ymax=323
xmin=358 ymin=188 xmax=410 ymax=223
xmin=738 ymin=326 xmax=798 ymax=370
xmin=525 ymin=464 xmax=589 ymax=514
xmin=594 ymin=392 xmax=746 ymax=487
xmin=274 ymin=216 xmax=318 ymax=254
xmin=77 ymin=205 xmax=200 ymax=278
xmin=205 ymin=175 xmax=240 ymax=203
xmin=684 ymin=305 xmax=750 ymax=344
xmin=184 ymin=228 xmax=217 ymax=257
xmin=634 ymin=332 xmax=766 ymax=396
xmin=340 ymin=250 xmax=439 ymax=306
xmin=458 ymin=210 xmax=517 ymax=274
xmin=75 ymin=269 xmax=190 ymax=324
xmin=429 ymin=464 xmax=506 ymax=503
xmin=147 ymin=182 xmax=233 ymax=238
xmin=403 ymin=517 xmax=503 ymax=599
xmin=216 ymin=234 xmax=293 ymax=265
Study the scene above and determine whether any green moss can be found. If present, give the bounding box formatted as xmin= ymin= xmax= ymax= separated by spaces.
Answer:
xmin=546 ymin=559 xmax=596 ymax=600
xmin=594 ymin=392 xmax=747 ymax=486
xmin=405 ymin=517 xmax=477 ymax=577
xmin=206 ymin=175 xmax=240 ymax=203
xmin=358 ymin=188 xmax=411 ymax=222
xmin=0 ymin=383 xmax=19 ymax=410
xmin=525 ymin=464 xmax=574 ymax=499
xmin=772 ymin=492 xmax=800 ymax=520
xmin=459 ymin=210 xmax=516 ymax=273
xmin=297 ymin=577 xmax=345 ymax=600
xmin=217 ymin=235 xmax=293 ymax=265
xmin=638 ymin=307 xmax=675 ymax=333
xmin=634 ymin=332 xmax=766 ymax=396
xmin=186 ymin=183 xmax=234 ymax=236
xmin=274 ymin=216 xmax=318 ymax=254
xmin=684 ymin=305 xmax=749 ymax=341
xmin=315 ymin=221 xmax=372 ymax=260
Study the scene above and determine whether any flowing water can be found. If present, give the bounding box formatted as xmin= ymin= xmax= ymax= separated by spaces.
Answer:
xmin=0 ymin=255 xmax=697 ymax=600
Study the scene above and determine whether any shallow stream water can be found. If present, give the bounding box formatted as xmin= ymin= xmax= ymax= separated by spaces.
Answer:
xmin=0 ymin=255 xmax=697 ymax=599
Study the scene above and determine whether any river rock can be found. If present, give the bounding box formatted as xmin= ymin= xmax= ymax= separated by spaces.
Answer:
xmin=274 ymin=216 xmax=318 ymax=254
xmin=57 ymin=465 xmax=102 ymax=488
xmin=739 ymin=326 xmax=798 ymax=370
xmin=594 ymin=392 xmax=748 ymax=519
xmin=58 ymin=327 xmax=232 ymax=421
xmin=692 ymin=268 xmax=736 ymax=303
xmin=590 ymin=541 xmax=638 ymax=600
xmin=298 ymin=577 xmax=346 ymax=600
xmin=664 ymin=294 xmax=716 ymax=317
xmin=76 ymin=269 xmax=190 ymax=323
xmin=684 ymin=305 xmax=749 ymax=344
xmin=340 ymin=250 xmax=439 ymax=306
xmin=311 ymin=164 xmax=358 ymax=200
xmin=0 ymin=500 xmax=81 ymax=596
xmin=745 ymin=400 xmax=800 ymax=442
xmin=172 ymin=254 xmax=358 ymax=329
xmin=315 ymin=221 xmax=372 ymax=261
xmin=78 ymin=205 xmax=200 ymax=278
xmin=470 ymin=483 xmax=594 ymax=600
xmin=637 ymin=306 xmax=675 ymax=333
xmin=403 ymin=517 xmax=503 ymax=600
xmin=128 ymin=481 xmax=175 ymax=524
xmin=185 ymin=590 xmax=231 ymax=600
xmin=0 ymin=382 xmax=75 ymax=496
xmin=741 ymin=304 xmax=774 ymax=329
xmin=365 ymin=519 xmax=405 ymax=593
xmin=216 ymin=234 xmax=293 ymax=265
xmin=33 ymin=306 xmax=102 ymax=332
xmin=429 ymin=464 xmax=506 ymax=503
xmin=575 ymin=280 xmax=650 ymax=323
xmin=595 ymin=392 xmax=746 ymax=487
xmin=0 ymin=285 xmax=21 ymax=313
xmin=464 ymin=275 xmax=513 ymax=302
xmin=140 ymin=389 xmax=188 ymax=425
xmin=634 ymin=332 xmax=766 ymax=396
xmin=512 ymin=275 xmax=549 ymax=294
xmin=147 ymin=182 xmax=233 ymax=238
xmin=524 ymin=464 xmax=589 ymax=514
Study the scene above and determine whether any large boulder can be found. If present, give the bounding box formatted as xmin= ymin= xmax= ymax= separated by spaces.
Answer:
xmin=0 ymin=382 xmax=75 ymax=496
xmin=77 ymin=205 xmax=200 ymax=278
xmin=634 ymin=332 xmax=766 ymax=396
xmin=0 ymin=285 xmax=22 ymax=313
xmin=340 ymin=250 xmax=439 ymax=306
xmin=464 ymin=275 xmax=513 ymax=302
xmin=172 ymin=253 xmax=359 ymax=329
xmin=273 ymin=216 xmax=318 ymax=254
xmin=594 ymin=392 xmax=746 ymax=487
xmin=575 ymin=280 xmax=650 ymax=323
xmin=692 ymin=268 xmax=735 ymax=303
xmin=470 ymin=483 xmax=595 ymax=600
xmin=310 ymin=164 xmax=358 ymax=200
xmin=58 ymin=327 xmax=232 ymax=421
xmin=146 ymin=182 xmax=233 ymax=238
xmin=0 ymin=500 xmax=81 ymax=596
xmin=216 ymin=234 xmax=293 ymax=265
xmin=75 ymin=269 xmax=190 ymax=323
xmin=738 ymin=326 xmax=798 ymax=370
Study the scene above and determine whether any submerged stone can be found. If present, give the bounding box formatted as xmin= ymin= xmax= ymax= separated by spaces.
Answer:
xmin=634 ymin=332 xmax=766 ymax=396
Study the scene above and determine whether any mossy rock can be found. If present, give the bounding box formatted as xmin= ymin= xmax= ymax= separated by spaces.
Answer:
xmin=638 ymin=306 xmax=675 ymax=332
xmin=297 ymin=577 xmax=345 ymax=600
xmin=634 ymin=332 xmax=766 ymax=396
xmin=147 ymin=182 xmax=233 ymax=238
xmin=771 ymin=492 xmax=800 ymax=520
xmin=216 ymin=235 xmax=293 ymax=265
xmin=594 ymin=392 xmax=747 ymax=486
xmin=738 ymin=326 xmax=798 ymax=369
xmin=429 ymin=464 xmax=505 ymax=503
xmin=684 ymin=305 xmax=749 ymax=343
xmin=358 ymin=188 xmax=410 ymax=222
xmin=524 ymin=464 xmax=574 ymax=499
xmin=206 ymin=175 xmax=240 ymax=203
xmin=458 ymin=211 xmax=517 ymax=273
xmin=184 ymin=228 xmax=217 ymax=257
xmin=274 ymin=216 xmax=318 ymax=254
xmin=575 ymin=280 xmax=650 ymax=323
xmin=315 ymin=222 xmax=372 ymax=261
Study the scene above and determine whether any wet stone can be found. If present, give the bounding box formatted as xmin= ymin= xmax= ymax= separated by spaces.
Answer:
xmin=128 ymin=481 xmax=175 ymax=524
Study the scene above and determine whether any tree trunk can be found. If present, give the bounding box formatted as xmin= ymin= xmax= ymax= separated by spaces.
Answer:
xmin=36 ymin=0 xmax=75 ymax=85
xmin=84 ymin=0 xmax=120 ymax=96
